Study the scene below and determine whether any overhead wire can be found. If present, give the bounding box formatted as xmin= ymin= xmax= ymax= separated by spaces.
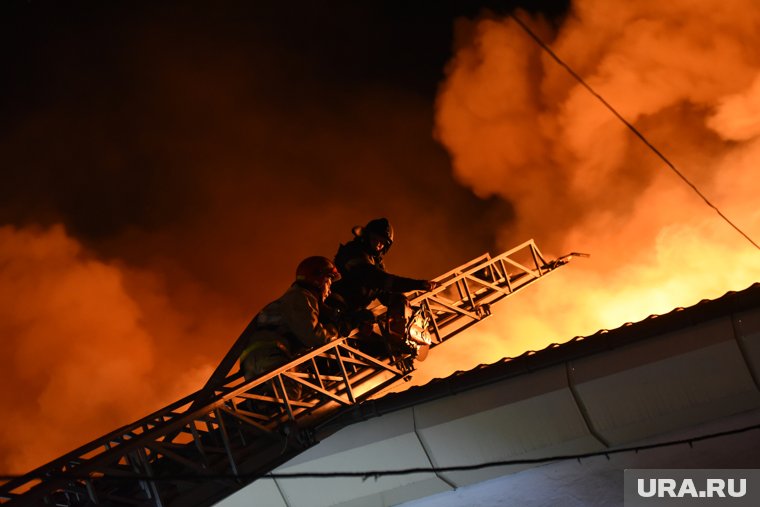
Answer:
xmin=1 ymin=421 xmax=758 ymax=483
xmin=2 ymin=10 xmax=759 ymax=500
xmin=507 ymin=11 xmax=760 ymax=252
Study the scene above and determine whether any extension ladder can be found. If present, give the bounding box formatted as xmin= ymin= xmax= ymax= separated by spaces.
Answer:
xmin=0 ymin=240 xmax=581 ymax=507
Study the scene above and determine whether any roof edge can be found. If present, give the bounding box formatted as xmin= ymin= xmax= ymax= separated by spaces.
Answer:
xmin=316 ymin=282 xmax=760 ymax=436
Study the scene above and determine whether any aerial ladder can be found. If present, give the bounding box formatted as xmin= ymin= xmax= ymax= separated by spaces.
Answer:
xmin=0 ymin=240 xmax=585 ymax=507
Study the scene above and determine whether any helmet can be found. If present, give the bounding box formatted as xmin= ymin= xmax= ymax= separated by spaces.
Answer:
xmin=296 ymin=256 xmax=341 ymax=287
xmin=352 ymin=218 xmax=394 ymax=253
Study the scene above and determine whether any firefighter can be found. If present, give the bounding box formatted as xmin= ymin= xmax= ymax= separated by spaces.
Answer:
xmin=329 ymin=218 xmax=435 ymax=356
xmin=239 ymin=256 xmax=341 ymax=399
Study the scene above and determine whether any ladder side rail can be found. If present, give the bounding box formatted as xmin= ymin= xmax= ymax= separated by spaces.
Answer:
xmin=3 ymin=240 xmax=577 ymax=506
xmin=403 ymin=241 xmax=542 ymax=338
xmin=528 ymin=240 xmax=552 ymax=273
xmin=313 ymin=240 xmax=545 ymax=353
xmin=426 ymin=258 xmax=569 ymax=351
xmin=0 ymin=385 xmax=212 ymax=498
xmin=1 ymin=337 xmax=408 ymax=504
xmin=409 ymin=239 xmax=541 ymax=306
xmin=0 ymin=244 xmax=523 ymax=491
xmin=211 ymin=341 xmax=408 ymax=432
xmin=459 ymin=275 xmax=478 ymax=314
xmin=419 ymin=240 xmax=551 ymax=308
xmin=222 ymin=241 xmax=563 ymax=428
xmin=198 ymin=338 xmax=405 ymax=407
xmin=408 ymin=241 xmax=567 ymax=350
xmin=431 ymin=253 xmax=491 ymax=283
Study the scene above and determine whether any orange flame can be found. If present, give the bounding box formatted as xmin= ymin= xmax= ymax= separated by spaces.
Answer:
xmin=0 ymin=225 xmax=231 ymax=473
xmin=415 ymin=1 xmax=760 ymax=382
xmin=4 ymin=0 xmax=760 ymax=477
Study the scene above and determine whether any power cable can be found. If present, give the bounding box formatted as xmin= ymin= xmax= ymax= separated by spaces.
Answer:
xmin=1 ymin=421 xmax=757 ymax=483
xmin=507 ymin=12 xmax=760 ymax=252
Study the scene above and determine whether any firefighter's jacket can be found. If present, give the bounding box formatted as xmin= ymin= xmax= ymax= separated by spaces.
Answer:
xmin=331 ymin=238 xmax=429 ymax=317
xmin=240 ymin=282 xmax=338 ymax=373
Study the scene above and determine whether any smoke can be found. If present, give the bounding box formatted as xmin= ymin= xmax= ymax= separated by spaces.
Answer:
xmin=0 ymin=225 xmax=221 ymax=472
xmin=708 ymin=74 xmax=760 ymax=141
xmin=420 ymin=0 xmax=760 ymax=377
xmin=0 ymin=3 xmax=511 ymax=473
xmin=6 ymin=0 xmax=759 ymax=475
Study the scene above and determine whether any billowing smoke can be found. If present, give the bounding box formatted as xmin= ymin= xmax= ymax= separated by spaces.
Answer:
xmin=420 ymin=0 xmax=760 ymax=377
xmin=0 ymin=225 xmax=225 ymax=472
xmin=0 ymin=3 xmax=507 ymax=473
xmin=6 ymin=0 xmax=760 ymax=475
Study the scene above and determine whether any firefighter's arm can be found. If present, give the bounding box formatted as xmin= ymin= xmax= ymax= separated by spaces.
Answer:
xmin=346 ymin=258 xmax=431 ymax=293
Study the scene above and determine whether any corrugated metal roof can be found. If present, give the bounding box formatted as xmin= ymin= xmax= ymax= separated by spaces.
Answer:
xmin=220 ymin=282 xmax=760 ymax=507
xmin=318 ymin=282 xmax=760 ymax=434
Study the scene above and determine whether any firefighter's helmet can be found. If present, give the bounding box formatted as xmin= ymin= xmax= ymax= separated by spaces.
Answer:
xmin=352 ymin=218 xmax=394 ymax=254
xmin=296 ymin=256 xmax=341 ymax=287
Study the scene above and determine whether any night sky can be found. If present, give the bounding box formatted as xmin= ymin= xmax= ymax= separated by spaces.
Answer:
xmin=3 ymin=0 xmax=760 ymax=478
xmin=1 ymin=0 xmax=569 ymax=300
xmin=0 ymin=0 xmax=569 ymax=471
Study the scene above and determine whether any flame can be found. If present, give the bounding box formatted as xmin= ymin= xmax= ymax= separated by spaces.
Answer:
xmin=4 ymin=0 xmax=760 ymax=477
xmin=0 ymin=225 xmax=230 ymax=473
xmin=414 ymin=0 xmax=760 ymax=381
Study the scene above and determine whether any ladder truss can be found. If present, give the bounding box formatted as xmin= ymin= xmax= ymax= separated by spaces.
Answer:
xmin=0 ymin=239 xmax=581 ymax=506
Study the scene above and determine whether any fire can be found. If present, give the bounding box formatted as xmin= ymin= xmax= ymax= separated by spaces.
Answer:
xmin=3 ymin=0 xmax=760 ymax=479
xmin=415 ymin=0 xmax=760 ymax=381
xmin=0 ymin=225 xmax=229 ymax=473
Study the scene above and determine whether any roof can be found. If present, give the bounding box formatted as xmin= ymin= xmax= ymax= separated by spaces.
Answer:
xmin=218 ymin=282 xmax=760 ymax=507
xmin=318 ymin=282 xmax=760 ymax=434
